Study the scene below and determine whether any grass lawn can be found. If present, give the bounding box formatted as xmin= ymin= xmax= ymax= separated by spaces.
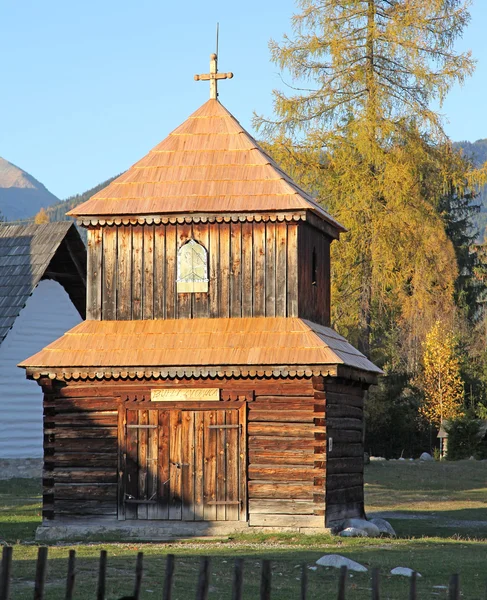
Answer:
xmin=1 ymin=460 xmax=486 ymax=599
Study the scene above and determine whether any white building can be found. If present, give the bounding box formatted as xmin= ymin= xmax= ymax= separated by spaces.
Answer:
xmin=0 ymin=222 xmax=86 ymax=457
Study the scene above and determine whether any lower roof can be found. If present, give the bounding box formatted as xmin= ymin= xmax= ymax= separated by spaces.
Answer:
xmin=19 ymin=317 xmax=382 ymax=382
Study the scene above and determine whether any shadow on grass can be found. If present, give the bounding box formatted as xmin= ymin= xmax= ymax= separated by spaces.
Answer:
xmin=5 ymin=541 xmax=487 ymax=600
xmin=0 ymin=477 xmax=41 ymax=543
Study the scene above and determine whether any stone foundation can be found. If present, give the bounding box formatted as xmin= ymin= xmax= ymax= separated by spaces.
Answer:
xmin=0 ymin=458 xmax=42 ymax=480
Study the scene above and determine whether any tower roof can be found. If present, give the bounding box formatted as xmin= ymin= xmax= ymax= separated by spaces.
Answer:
xmin=68 ymin=99 xmax=344 ymax=233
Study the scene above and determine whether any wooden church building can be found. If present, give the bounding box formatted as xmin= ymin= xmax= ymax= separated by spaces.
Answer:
xmin=20 ymin=55 xmax=381 ymax=539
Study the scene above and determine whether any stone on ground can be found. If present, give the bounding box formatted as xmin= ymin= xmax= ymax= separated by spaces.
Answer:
xmin=316 ymin=555 xmax=368 ymax=572
xmin=338 ymin=527 xmax=368 ymax=537
xmin=390 ymin=567 xmax=421 ymax=577
xmin=419 ymin=452 xmax=433 ymax=461
xmin=342 ymin=518 xmax=381 ymax=537
xmin=369 ymin=517 xmax=396 ymax=537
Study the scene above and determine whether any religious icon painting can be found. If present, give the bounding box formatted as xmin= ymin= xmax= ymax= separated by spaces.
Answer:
xmin=176 ymin=239 xmax=209 ymax=293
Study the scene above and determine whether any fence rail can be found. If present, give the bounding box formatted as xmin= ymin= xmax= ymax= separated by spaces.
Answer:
xmin=0 ymin=546 xmax=462 ymax=600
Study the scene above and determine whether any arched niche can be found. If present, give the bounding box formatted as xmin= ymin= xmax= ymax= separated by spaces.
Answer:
xmin=176 ymin=239 xmax=209 ymax=293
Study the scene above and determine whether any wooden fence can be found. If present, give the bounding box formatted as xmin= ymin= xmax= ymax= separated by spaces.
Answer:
xmin=0 ymin=546 xmax=462 ymax=600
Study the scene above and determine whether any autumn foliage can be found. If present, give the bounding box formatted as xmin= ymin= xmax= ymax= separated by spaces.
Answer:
xmin=420 ymin=321 xmax=464 ymax=427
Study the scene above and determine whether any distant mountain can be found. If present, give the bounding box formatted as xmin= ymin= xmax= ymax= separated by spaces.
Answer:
xmin=454 ymin=139 xmax=487 ymax=167
xmin=0 ymin=157 xmax=60 ymax=221
xmin=454 ymin=139 xmax=487 ymax=241
xmin=45 ymin=175 xmax=120 ymax=223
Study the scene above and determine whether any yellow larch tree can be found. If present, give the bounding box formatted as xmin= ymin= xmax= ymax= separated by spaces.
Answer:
xmin=420 ymin=320 xmax=464 ymax=426
xmin=256 ymin=0 xmax=475 ymax=356
xmin=34 ymin=208 xmax=49 ymax=224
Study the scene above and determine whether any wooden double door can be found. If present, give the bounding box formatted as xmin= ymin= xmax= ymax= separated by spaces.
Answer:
xmin=119 ymin=406 xmax=246 ymax=521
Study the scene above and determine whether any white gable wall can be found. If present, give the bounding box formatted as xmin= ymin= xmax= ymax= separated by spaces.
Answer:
xmin=0 ymin=279 xmax=82 ymax=458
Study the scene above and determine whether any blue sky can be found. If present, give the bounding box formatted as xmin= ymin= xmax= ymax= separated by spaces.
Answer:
xmin=1 ymin=0 xmax=486 ymax=200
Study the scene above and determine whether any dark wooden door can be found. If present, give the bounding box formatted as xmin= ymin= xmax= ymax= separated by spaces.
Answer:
xmin=119 ymin=406 xmax=246 ymax=521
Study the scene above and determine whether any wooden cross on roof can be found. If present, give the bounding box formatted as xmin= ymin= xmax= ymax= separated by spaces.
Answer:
xmin=194 ymin=53 xmax=233 ymax=100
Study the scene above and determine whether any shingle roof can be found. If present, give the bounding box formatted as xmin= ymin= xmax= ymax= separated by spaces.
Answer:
xmin=68 ymin=100 xmax=344 ymax=233
xmin=0 ymin=222 xmax=86 ymax=344
xmin=19 ymin=317 xmax=382 ymax=381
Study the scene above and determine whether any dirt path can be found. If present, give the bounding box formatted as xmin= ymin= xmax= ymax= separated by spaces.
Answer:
xmin=368 ymin=511 xmax=487 ymax=529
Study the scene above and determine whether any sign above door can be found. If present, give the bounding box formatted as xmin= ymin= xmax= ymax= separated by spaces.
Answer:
xmin=151 ymin=388 xmax=220 ymax=402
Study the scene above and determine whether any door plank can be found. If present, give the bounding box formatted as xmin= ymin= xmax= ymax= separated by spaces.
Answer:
xmin=216 ymin=410 xmax=226 ymax=520
xmin=157 ymin=411 xmax=170 ymax=520
xmin=147 ymin=410 xmax=159 ymax=519
xmin=181 ymin=411 xmax=195 ymax=521
xmin=226 ymin=409 xmax=240 ymax=521
xmin=137 ymin=410 xmax=148 ymax=519
xmin=125 ymin=410 xmax=138 ymax=520
xmin=203 ymin=411 xmax=217 ymax=520
xmin=194 ymin=411 xmax=205 ymax=520
xmin=169 ymin=411 xmax=182 ymax=519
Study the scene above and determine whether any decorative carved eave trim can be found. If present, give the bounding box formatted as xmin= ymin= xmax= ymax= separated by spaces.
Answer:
xmin=24 ymin=363 xmax=377 ymax=385
xmin=77 ymin=211 xmax=307 ymax=228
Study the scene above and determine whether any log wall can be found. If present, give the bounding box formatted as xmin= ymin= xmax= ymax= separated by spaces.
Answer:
xmin=247 ymin=376 xmax=326 ymax=528
xmin=324 ymin=379 xmax=367 ymax=526
xmin=40 ymin=376 xmax=367 ymax=529
xmin=43 ymin=384 xmax=119 ymax=521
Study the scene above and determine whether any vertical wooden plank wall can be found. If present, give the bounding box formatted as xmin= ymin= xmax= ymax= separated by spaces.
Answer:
xmin=91 ymin=221 xmax=304 ymax=320
xmin=297 ymin=222 xmax=331 ymax=326
xmin=86 ymin=229 xmax=102 ymax=320
xmin=324 ymin=380 xmax=367 ymax=526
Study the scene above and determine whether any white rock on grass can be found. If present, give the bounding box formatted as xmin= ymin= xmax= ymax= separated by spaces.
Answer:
xmin=390 ymin=567 xmax=422 ymax=577
xmin=370 ymin=456 xmax=386 ymax=461
xmin=316 ymin=555 xmax=368 ymax=572
xmin=419 ymin=452 xmax=433 ymax=461
xmin=369 ymin=517 xmax=396 ymax=538
xmin=339 ymin=527 xmax=368 ymax=538
xmin=342 ymin=518 xmax=381 ymax=537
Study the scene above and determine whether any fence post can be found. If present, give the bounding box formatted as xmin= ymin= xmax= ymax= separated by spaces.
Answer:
xmin=371 ymin=568 xmax=379 ymax=600
xmin=232 ymin=558 xmax=244 ymax=600
xmin=300 ymin=563 xmax=307 ymax=600
xmin=162 ymin=554 xmax=175 ymax=600
xmin=337 ymin=566 xmax=347 ymax=600
xmin=96 ymin=550 xmax=107 ymax=600
xmin=64 ymin=550 xmax=76 ymax=600
xmin=0 ymin=546 xmax=13 ymax=600
xmin=409 ymin=571 xmax=417 ymax=600
xmin=260 ymin=560 xmax=271 ymax=600
xmin=449 ymin=574 xmax=460 ymax=600
xmin=133 ymin=552 xmax=144 ymax=600
xmin=195 ymin=557 xmax=210 ymax=600
xmin=33 ymin=546 xmax=48 ymax=600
